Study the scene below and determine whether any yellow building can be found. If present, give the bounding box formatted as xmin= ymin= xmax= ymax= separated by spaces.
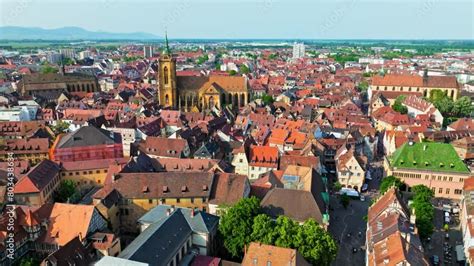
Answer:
xmin=60 ymin=158 xmax=127 ymax=187
xmin=158 ymin=33 xmax=249 ymax=111
xmin=92 ymin=172 xmax=214 ymax=233
xmin=14 ymin=160 xmax=61 ymax=206
xmin=369 ymin=74 xmax=460 ymax=101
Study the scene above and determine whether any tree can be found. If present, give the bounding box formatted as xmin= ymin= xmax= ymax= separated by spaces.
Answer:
xmin=261 ymin=94 xmax=274 ymax=106
xmin=219 ymin=197 xmax=261 ymax=258
xmin=429 ymin=89 xmax=448 ymax=103
xmin=294 ymin=219 xmax=338 ymax=266
xmin=411 ymin=184 xmax=435 ymax=240
xmin=453 ymin=96 xmax=473 ymax=117
xmin=379 ymin=176 xmax=405 ymax=194
xmin=41 ymin=64 xmax=58 ymax=74
xmin=228 ymin=70 xmax=237 ymax=76
xmin=333 ymin=181 xmax=342 ymax=192
xmin=412 ymin=201 xmax=434 ymax=239
xmin=61 ymin=57 xmax=74 ymax=65
xmin=340 ymin=194 xmax=350 ymax=209
xmin=412 ymin=185 xmax=434 ymax=203
xmin=54 ymin=180 xmax=76 ymax=203
xmin=434 ymin=97 xmax=454 ymax=116
xmin=51 ymin=121 xmax=70 ymax=135
xmin=274 ymin=216 xmax=298 ymax=248
xmin=392 ymin=95 xmax=407 ymax=114
xmin=239 ymin=64 xmax=250 ymax=74
xmin=358 ymin=81 xmax=369 ymax=92
xmin=19 ymin=257 xmax=40 ymax=266
xmin=251 ymin=214 xmax=275 ymax=245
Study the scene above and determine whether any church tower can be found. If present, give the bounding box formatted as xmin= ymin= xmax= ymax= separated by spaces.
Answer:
xmin=158 ymin=32 xmax=177 ymax=108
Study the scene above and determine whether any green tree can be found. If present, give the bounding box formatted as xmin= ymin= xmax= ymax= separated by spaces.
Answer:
xmin=268 ymin=53 xmax=277 ymax=60
xmin=392 ymin=95 xmax=407 ymax=114
xmin=239 ymin=64 xmax=250 ymax=74
xmin=453 ymin=96 xmax=473 ymax=117
xmin=379 ymin=176 xmax=405 ymax=194
xmin=333 ymin=181 xmax=342 ymax=192
xmin=412 ymin=185 xmax=434 ymax=203
xmin=340 ymin=194 xmax=350 ymax=209
xmin=41 ymin=64 xmax=58 ymax=74
xmin=429 ymin=89 xmax=448 ymax=103
xmin=215 ymin=63 xmax=221 ymax=70
xmin=54 ymin=180 xmax=77 ymax=203
xmin=358 ymin=81 xmax=369 ymax=92
xmin=61 ymin=57 xmax=74 ymax=65
xmin=274 ymin=216 xmax=298 ymax=248
xmin=51 ymin=121 xmax=70 ymax=135
xmin=294 ymin=219 xmax=338 ymax=266
xmin=261 ymin=94 xmax=274 ymax=106
xmin=411 ymin=184 xmax=435 ymax=240
xmin=219 ymin=196 xmax=261 ymax=258
xmin=251 ymin=214 xmax=275 ymax=245
xmin=196 ymin=54 xmax=209 ymax=65
xmin=434 ymin=97 xmax=454 ymax=116
xmin=228 ymin=70 xmax=237 ymax=76
xmin=413 ymin=202 xmax=434 ymax=239
xmin=19 ymin=257 xmax=40 ymax=266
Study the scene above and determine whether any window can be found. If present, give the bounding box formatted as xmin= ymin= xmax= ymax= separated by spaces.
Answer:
xmin=455 ymin=189 xmax=462 ymax=195
xmin=446 ymin=188 xmax=450 ymax=194
xmin=239 ymin=159 xmax=243 ymax=163
xmin=162 ymin=67 xmax=170 ymax=86
xmin=176 ymin=198 xmax=180 ymax=203
xmin=449 ymin=176 xmax=453 ymax=182
xmin=148 ymin=199 xmax=153 ymax=204
xmin=96 ymin=170 xmax=100 ymax=174
xmin=438 ymin=188 xmax=443 ymax=194
xmin=202 ymin=197 xmax=207 ymax=203
xmin=190 ymin=198 xmax=194 ymax=203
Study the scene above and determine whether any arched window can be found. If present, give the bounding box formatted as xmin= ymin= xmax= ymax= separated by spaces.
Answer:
xmin=163 ymin=66 xmax=169 ymax=85
xmin=209 ymin=96 xmax=215 ymax=108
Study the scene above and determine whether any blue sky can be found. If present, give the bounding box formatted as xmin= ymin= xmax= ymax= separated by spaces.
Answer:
xmin=0 ymin=0 xmax=472 ymax=39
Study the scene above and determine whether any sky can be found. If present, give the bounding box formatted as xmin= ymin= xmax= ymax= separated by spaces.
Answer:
xmin=0 ymin=0 xmax=473 ymax=40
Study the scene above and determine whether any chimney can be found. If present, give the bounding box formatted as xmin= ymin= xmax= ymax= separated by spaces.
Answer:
xmin=191 ymin=208 xmax=195 ymax=218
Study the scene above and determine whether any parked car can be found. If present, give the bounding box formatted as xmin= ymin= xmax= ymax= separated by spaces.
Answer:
xmin=360 ymin=195 xmax=366 ymax=201
xmin=430 ymin=255 xmax=440 ymax=265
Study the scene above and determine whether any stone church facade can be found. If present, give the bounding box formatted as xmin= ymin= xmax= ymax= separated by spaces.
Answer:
xmin=158 ymin=36 xmax=249 ymax=111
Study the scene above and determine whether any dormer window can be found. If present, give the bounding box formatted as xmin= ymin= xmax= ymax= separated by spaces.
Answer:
xmin=181 ymin=186 xmax=187 ymax=192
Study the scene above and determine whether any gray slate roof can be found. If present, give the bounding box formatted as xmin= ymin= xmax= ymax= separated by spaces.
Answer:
xmin=119 ymin=210 xmax=192 ymax=266
xmin=57 ymin=126 xmax=120 ymax=148
xmin=138 ymin=205 xmax=219 ymax=234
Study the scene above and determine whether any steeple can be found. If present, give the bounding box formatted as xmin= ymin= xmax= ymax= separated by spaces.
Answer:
xmin=163 ymin=31 xmax=171 ymax=55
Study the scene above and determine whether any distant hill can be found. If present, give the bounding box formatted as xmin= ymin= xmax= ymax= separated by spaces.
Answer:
xmin=0 ymin=26 xmax=161 ymax=40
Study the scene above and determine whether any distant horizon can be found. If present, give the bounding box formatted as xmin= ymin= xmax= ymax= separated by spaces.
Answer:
xmin=0 ymin=0 xmax=472 ymax=40
xmin=1 ymin=26 xmax=473 ymax=42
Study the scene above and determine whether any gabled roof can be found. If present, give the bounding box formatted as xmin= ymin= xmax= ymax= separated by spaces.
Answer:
xmin=14 ymin=160 xmax=60 ymax=193
xmin=39 ymin=203 xmax=104 ymax=246
xmin=138 ymin=205 xmax=219 ymax=234
xmin=209 ymin=173 xmax=248 ymax=205
xmin=57 ymin=126 xmax=119 ymax=148
xmin=242 ymin=242 xmax=310 ymax=266
xmin=260 ymin=188 xmax=325 ymax=224
xmin=119 ymin=209 xmax=193 ymax=265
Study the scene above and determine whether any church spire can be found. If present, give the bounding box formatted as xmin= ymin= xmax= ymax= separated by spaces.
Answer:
xmin=164 ymin=31 xmax=171 ymax=55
